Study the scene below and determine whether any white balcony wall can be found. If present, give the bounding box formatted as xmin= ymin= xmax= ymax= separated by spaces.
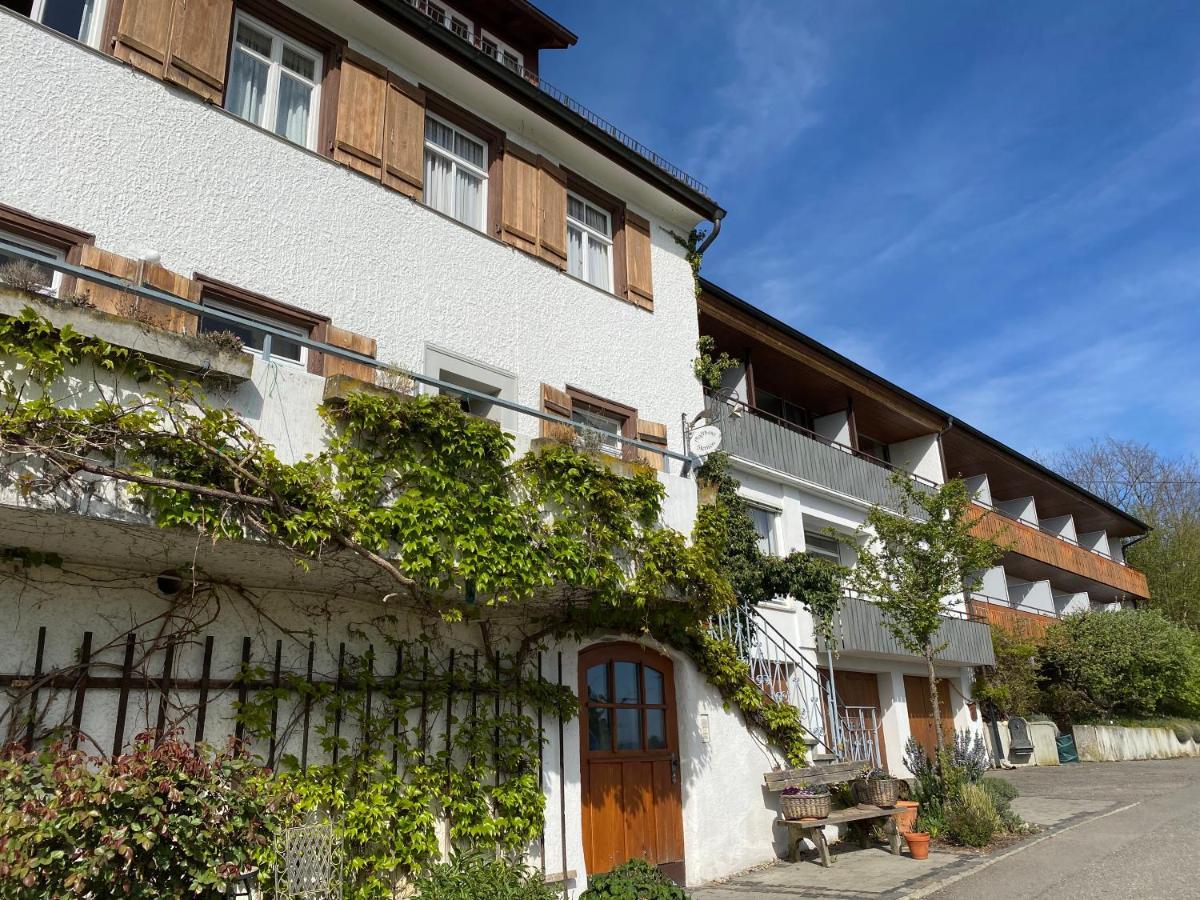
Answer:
xmin=718 ymin=363 xmax=749 ymax=399
xmin=813 ymin=410 xmax=852 ymax=448
xmin=1039 ymin=514 xmax=1078 ymax=544
xmin=964 ymin=474 xmax=992 ymax=506
xmin=997 ymin=496 xmax=1038 ymax=526
xmin=1006 ymin=577 xmax=1055 ymax=615
xmin=976 ymin=566 xmax=1011 ymax=602
xmin=1109 ymin=537 xmax=1126 ymax=565
xmin=1052 ymin=589 xmax=1091 ymax=615
xmin=1079 ymin=530 xmax=1112 ymax=558
xmin=887 ymin=433 xmax=945 ymax=484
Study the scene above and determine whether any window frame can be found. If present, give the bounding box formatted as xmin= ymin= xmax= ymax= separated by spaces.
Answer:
xmin=422 ymin=90 xmax=505 ymax=235
xmin=745 ymin=502 xmax=780 ymax=557
xmin=0 ymin=203 xmax=94 ymax=298
xmin=566 ymin=386 xmax=637 ymax=462
xmin=193 ymin=274 xmax=329 ymax=374
xmin=566 ymin=191 xmax=615 ymax=293
xmin=478 ymin=28 xmax=523 ymax=74
xmin=424 ymin=344 xmax=516 ymax=430
xmin=804 ymin=530 xmax=843 ymax=564
xmin=223 ymin=9 xmax=324 ymax=151
xmin=19 ymin=0 xmax=108 ymax=47
xmin=422 ymin=110 xmax=490 ymax=232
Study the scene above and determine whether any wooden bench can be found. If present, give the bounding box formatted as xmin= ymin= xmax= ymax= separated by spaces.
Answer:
xmin=778 ymin=805 xmax=904 ymax=867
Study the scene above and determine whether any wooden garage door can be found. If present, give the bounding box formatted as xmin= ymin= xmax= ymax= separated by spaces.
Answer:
xmin=904 ymin=675 xmax=954 ymax=760
xmin=579 ymin=643 xmax=685 ymax=884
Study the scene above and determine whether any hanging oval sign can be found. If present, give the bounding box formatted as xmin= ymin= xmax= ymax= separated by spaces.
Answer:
xmin=689 ymin=423 xmax=723 ymax=457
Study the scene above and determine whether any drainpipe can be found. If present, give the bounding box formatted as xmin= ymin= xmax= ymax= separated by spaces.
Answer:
xmin=695 ymin=208 xmax=726 ymax=256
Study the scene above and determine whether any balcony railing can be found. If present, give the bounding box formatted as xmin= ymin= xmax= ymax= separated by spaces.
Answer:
xmin=706 ymin=394 xmax=933 ymax=515
xmin=971 ymin=500 xmax=1122 ymax=564
xmin=967 ymin=506 xmax=1149 ymax=600
xmin=819 ymin=595 xmax=996 ymax=667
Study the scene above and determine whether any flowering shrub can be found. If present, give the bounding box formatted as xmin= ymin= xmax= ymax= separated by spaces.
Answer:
xmin=0 ymin=731 xmax=287 ymax=897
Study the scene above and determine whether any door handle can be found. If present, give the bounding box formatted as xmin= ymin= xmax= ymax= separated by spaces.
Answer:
xmin=670 ymin=754 xmax=679 ymax=785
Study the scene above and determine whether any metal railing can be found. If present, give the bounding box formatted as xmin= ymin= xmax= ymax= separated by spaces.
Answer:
xmin=0 ymin=241 xmax=701 ymax=472
xmin=406 ymin=0 xmax=712 ymax=198
xmin=709 ymin=602 xmax=878 ymax=765
xmin=968 ymin=592 xmax=1063 ymax=620
xmin=841 ymin=706 xmax=882 ymax=769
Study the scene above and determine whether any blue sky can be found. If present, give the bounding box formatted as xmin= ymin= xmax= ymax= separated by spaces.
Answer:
xmin=537 ymin=0 xmax=1200 ymax=458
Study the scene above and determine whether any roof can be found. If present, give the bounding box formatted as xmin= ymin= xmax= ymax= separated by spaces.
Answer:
xmin=698 ymin=277 xmax=1149 ymax=535
xmin=505 ymin=0 xmax=578 ymax=49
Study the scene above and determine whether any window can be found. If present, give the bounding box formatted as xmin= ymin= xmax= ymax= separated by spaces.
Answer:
xmin=572 ymin=401 xmax=624 ymax=455
xmin=423 ymin=114 xmax=488 ymax=231
xmin=198 ymin=299 xmax=308 ymax=366
xmin=858 ymin=434 xmax=891 ymax=464
xmin=479 ymin=30 xmax=523 ymax=73
xmin=747 ymin=505 xmax=779 ymax=556
xmin=567 ymin=194 xmax=613 ymax=291
xmin=224 ymin=12 xmax=322 ymax=150
xmin=5 ymin=0 xmax=105 ymax=46
xmin=0 ymin=230 xmax=64 ymax=295
xmin=425 ymin=346 xmax=515 ymax=428
xmin=756 ymin=388 xmax=809 ymax=429
xmin=805 ymin=531 xmax=842 ymax=563
xmin=584 ymin=656 xmax=670 ymax=752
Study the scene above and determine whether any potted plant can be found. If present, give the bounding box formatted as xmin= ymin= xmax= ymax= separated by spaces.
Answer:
xmin=905 ymin=811 xmax=936 ymax=859
xmin=780 ymin=783 xmax=832 ymax=820
xmin=856 ymin=767 xmax=899 ymax=808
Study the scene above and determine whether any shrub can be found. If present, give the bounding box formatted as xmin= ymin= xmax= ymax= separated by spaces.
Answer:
xmin=979 ymin=777 xmax=1022 ymax=831
xmin=1173 ymin=722 xmax=1192 ymax=743
xmin=951 ymin=730 xmax=990 ymax=782
xmin=973 ymin=626 xmax=1043 ymax=718
xmin=412 ymin=851 xmax=558 ymax=900
xmin=581 ymin=858 xmax=689 ymax=900
xmin=1037 ymin=610 xmax=1200 ymax=724
xmin=1191 ymin=722 xmax=1200 ymax=744
xmin=978 ymin=777 xmax=1018 ymax=804
xmin=0 ymin=731 xmax=284 ymax=897
xmin=944 ymin=783 xmax=1001 ymax=848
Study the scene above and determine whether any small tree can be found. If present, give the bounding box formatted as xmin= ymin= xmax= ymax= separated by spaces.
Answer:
xmin=849 ymin=474 xmax=1002 ymax=756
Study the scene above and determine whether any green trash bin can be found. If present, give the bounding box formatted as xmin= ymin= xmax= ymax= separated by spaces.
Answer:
xmin=1056 ymin=733 xmax=1079 ymax=764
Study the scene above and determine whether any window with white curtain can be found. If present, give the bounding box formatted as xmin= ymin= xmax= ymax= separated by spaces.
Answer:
xmin=224 ymin=13 xmax=322 ymax=150
xmin=747 ymin=505 xmax=779 ymax=557
xmin=0 ymin=229 xmax=64 ymax=295
xmin=805 ymin=531 xmax=842 ymax=563
xmin=423 ymin=114 xmax=488 ymax=231
xmin=567 ymin=194 xmax=613 ymax=291
xmin=6 ymin=0 xmax=106 ymax=46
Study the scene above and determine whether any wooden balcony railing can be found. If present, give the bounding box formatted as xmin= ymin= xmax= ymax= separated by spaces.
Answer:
xmin=966 ymin=595 xmax=1060 ymax=642
xmin=968 ymin=506 xmax=1149 ymax=600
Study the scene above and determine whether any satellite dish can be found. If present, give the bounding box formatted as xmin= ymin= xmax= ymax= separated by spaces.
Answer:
xmin=689 ymin=423 xmax=722 ymax=457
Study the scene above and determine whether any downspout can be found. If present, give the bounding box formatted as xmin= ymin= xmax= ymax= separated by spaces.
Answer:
xmin=695 ymin=208 xmax=726 ymax=255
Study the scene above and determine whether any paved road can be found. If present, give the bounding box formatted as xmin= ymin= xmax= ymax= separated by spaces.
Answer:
xmin=928 ymin=758 xmax=1200 ymax=900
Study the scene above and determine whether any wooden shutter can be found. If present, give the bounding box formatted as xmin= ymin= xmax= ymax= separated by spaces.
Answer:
xmin=113 ymin=0 xmax=175 ymax=76
xmin=164 ymin=0 xmax=234 ymax=103
xmin=624 ymin=211 xmax=654 ymax=310
xmin=322 ymin=325 xmax=377 ymax=383
xmin=635 ymin=419 xmax=668 ymax=471
xmin=382 ymin=75 xmax=426 ymax=199
xmin=77 ymin=246 xmax=195 ymax=334
xmin=333 ymin=51 xmax=388 ymax=180
xmin=540 ymin=383 xmax=575 ymax=441
xmin=537 ymin=156 xmax=567 ymax=269
xmin=501 ymin=140 xmax=540 ymax=255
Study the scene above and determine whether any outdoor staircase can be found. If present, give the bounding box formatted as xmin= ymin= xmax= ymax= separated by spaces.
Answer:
xmin=709 ymin=602 xmax=879 ymax=766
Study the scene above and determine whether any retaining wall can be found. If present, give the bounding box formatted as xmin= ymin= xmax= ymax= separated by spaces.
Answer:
xmin=1072 ymin=724 xmax=1200 ymax=762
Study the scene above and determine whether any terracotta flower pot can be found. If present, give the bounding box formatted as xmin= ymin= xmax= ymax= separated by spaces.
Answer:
xmin=894 ymin=800 xmax=919 ymax=835
xmin=904 ymin=831 xmax=931 ymax=860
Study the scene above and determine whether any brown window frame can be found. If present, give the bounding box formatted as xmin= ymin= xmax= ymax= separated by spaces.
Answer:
xmin=193 ymin=274 xmax=330 ymax=375
xmin=566 ymin=385 xmax=637 ymax=462
xmin=422 ymin=88 xmax=506 ymax=236
xmin=0 ymin=204 xmax=95 ymax=295
xmin=563 ymin=170 xmax=629 ymax=301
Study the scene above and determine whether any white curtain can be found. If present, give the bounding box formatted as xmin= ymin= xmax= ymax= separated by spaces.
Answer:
xmin=227 ymin=49 xmax=267 ymax=124
xmin=567 ymin=225 xmax=585 ymax=280
xmin=424 ymin=150 xmax=455 ymax=217
xmin=275 ymin=74 xmax=312 ymax=145
xmin=587 ymin=238 xmax=611 ymax=291
xmin=454 ymin=169 xmax=482 ymax=229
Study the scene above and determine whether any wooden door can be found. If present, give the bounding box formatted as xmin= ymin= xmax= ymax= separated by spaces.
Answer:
xmin=579 ymin=643 xmax=685 ymax=884
xmin=904 ymin=675 xmax=954 ymax=760
xmin=821 ymin=669 xmax=887 ymax=765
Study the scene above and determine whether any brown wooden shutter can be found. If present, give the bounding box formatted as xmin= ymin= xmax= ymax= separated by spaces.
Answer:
xmin=635 ymin=419 xmax=668 ymax=471
xmin=624 ymin=211 xmax=654 ymax=310
xmin=163 ymin=0 xmax=233 ymax=103
xmin=540 ymin=383 xmax=575 ymax=441
xmin=322 ymin=325 xmax=377 ymax=383
xmin=77 ymin=246 xmax=195 ymax=334
xmin=333 ymin=51 xmax=388 ymax=180
xmin=501 ymin=140 xmax=540 ymax=255
xmin=113 ymin=0 xmax=174 ymax=76
xmin=537 ymin=156 xmax=567 ymax=269
xmin=382 ymin=74 xmax=426 ymax=199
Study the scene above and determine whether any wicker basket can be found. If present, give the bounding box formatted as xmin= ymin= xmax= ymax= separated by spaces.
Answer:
xmin=858 ymin=777 xmax=899 ymax=808
xmin=780 ymin=793 xmax=832 ymax=820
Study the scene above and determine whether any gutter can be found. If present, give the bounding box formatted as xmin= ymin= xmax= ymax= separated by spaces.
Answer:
xmin=695 ymin=209 xmax=725 ymax=255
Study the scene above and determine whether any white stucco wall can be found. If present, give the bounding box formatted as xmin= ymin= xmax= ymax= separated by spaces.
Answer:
xmin=997 ymin=496 xmax=1038 ymax=525
xmin=888 ymin=433 xmax=944 ymax=485
xmin=0 ymin=16 xmax=705 ymax=481
xmin=1078 ymin=529 xmax=1112 ymax=558
xmin=977 ymin=566 xmax=1011 ymax=601
xmin=812 ymin=411 xmax=851 ymax=447
xmin=1006 ymin=577 xmax=1055 ymax=615
xmin=1038 ymin=514 xmax=1077 ymax=543
xmin=964 ymin=474 xmax=992 ymax=506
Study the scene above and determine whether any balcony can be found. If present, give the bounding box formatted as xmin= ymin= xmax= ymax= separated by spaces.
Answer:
xmin=968 ymin=506 xmax=1149 ymax=600
xmin=820 ymin=595 xmax=996 ymax=667
xmin=966 ymin=594 xmax=1061 ymax=642
xmin=706 ymin=396 xmax=932 ymax=515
